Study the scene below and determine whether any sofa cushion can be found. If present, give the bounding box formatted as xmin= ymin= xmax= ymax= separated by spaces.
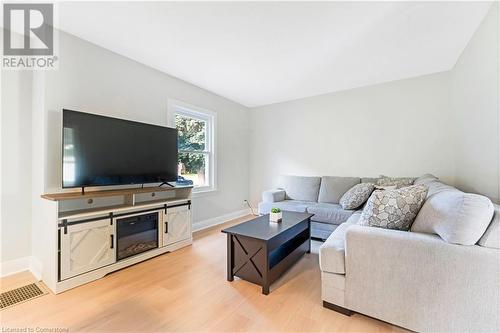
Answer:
xmin=359 ymin=185 xmax=428 ymax=231
xmin=479 ymin=204 xmax=500 ymax=249
xmin=307 ymin=203 xmax=355 ymax=225
xmin=412 ymin=191 xmax=495 ymax=246
xmin=258 ymin=200 xmax=315 ymax=214
xmin=319 ymin=222 xmax=354 ymax=274
xmin=340 ymin=183 xmax=375 ymax=210
xmin=313 ymin=211 xmax=360 ymax=240
xmin=311 ymin=222 xmax=338 ymax=240
xmin=279 ymin=175 xmax=321 ymax=202
xmin=318 ymin=176 xmax=361 ymax=204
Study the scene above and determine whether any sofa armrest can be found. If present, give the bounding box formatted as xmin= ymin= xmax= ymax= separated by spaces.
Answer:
xmin=344 ymin=225 xmax=500 ymax=332
xmin=262 ymin=189 xmax=286 ymax=203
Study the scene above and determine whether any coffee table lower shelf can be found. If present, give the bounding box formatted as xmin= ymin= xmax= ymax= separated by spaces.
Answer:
xmin=224 ymin=217 xmax=311 ymax=295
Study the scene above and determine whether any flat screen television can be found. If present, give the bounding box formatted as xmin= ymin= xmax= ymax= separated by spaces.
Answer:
xmin=62 ymin=109 xmax=178 ymax=188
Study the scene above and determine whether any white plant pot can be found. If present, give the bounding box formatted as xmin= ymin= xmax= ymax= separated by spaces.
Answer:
xmin=269 ymin=212 xmax=283 ymax=222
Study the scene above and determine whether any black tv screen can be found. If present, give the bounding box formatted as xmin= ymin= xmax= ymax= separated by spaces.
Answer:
xmin=62 ymin=109 xmax=178 ymax=188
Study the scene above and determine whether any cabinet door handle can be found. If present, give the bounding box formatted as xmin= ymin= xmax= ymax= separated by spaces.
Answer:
xmin=165 ymin=222 xmax=168 ymax=234
xmin=110 ymin=234 xmax=114 ymax=249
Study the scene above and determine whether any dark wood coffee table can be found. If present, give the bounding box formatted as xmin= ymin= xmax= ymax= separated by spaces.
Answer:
xmin=222 ymin=211 xmax=313 ymax=295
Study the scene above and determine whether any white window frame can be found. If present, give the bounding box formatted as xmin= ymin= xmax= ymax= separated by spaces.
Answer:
xmin=168 ymin=99 xmax=217 ymax=194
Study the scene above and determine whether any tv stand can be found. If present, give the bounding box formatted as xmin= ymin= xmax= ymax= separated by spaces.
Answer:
xmin=39 ymin=185 xmax=193 ymax=293
xmin=158 ymin=182 xmax=174 ymax=188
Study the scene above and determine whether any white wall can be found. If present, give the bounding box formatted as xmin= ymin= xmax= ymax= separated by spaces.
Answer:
xmin=450 ymin=3 xmax=499 ymax=203
xmin=248 ymin=4 xmax=499 ymax=205
xmin=1 ymin=69 xmax=33 ymax=264
xmin=249 ymin=72 xmax=454 ymax=204
xmin=40 ymin=31 xmax=250 ymax=226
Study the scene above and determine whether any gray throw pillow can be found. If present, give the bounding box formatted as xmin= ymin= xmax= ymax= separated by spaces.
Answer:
xmin=377 ymin=175 xmax=415 ymax=188
xmin=340 ymin=183 xmax=375 ymax=210
xmin=359 ymin=185 xmax=428 ymax=231
xmin=411 ymin=191 xmax=494 ymax=245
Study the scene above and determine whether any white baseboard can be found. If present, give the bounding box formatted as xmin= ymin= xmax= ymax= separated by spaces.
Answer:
xmin=193 ymin=208 xmax=251 ymax=232
xmin=0 ymin=256 xmax=42 ymax=280
xmin=1 ymin=256 xmax=31 ymax=278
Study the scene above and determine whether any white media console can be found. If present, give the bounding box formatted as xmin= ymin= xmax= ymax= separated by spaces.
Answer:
xmin=37 ymin=185 xmax=193 ymax=293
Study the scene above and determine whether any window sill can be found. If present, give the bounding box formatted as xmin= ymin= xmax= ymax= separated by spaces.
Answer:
xmin=192 ymin=188 xmax=218 ymax=198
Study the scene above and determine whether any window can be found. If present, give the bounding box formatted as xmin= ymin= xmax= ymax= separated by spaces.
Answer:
xmin=168 ymin=100 xmax=216 ymax=193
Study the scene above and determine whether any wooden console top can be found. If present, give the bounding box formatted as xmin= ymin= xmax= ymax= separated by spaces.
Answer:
xmin=41 ymin=185 xmax=193 ymax=201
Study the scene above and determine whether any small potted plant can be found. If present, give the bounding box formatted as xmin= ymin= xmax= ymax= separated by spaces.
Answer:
xmin=270 ymin=208 xmax=283 ymax=222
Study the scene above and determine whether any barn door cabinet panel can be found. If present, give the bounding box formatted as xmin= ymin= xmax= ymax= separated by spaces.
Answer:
xmin=163 ymin=205 xmax=191 ymax=246
xmin=60 ymin=219 xmax=116 ymax=280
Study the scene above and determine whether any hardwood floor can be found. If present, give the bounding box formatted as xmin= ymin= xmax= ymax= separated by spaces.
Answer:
xmin=1 ymin=215 xmax=405 ymax=333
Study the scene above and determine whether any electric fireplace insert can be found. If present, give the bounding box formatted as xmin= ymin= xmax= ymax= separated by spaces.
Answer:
xmin=116 ymin=212 xmax=159 ymax=260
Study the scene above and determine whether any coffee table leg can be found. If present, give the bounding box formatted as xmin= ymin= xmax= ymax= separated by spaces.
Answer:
xmin=307 ymin=218 xmax=311 ymax=253
xmin=262 ymin=242 xmax=269 ymax=295
xmin=227 ymin=234 xmax=234 ymax=281
xmin=262 ymin=284 xmax=269 ymax=295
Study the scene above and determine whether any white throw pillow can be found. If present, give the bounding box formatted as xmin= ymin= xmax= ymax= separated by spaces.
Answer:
xmin=411 ymin=191 xmax=494 ymax=245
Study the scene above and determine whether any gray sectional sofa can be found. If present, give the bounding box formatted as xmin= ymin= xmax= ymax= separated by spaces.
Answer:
xmin=319 ymin=176 xmax=500 ymax=333
xmin=258 ymin=175 xmax=377 ymax=239
xmin=259 ymin=174 xmax=500 ymax=332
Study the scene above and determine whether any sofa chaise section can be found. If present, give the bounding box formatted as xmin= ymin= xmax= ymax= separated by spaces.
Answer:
xmin=319 ymin=179 xmax=500 ymax=332
xmin=344 ymin=223 xmax=500 ymax=332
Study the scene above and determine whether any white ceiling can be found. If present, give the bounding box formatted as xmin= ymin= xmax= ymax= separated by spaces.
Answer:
xmin=57 ymin=1 xmax=492 ymax=108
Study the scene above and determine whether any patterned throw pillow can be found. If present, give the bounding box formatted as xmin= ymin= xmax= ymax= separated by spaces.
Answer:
xmin=377 ymin=175 xmax=416 ymax=188
xmin=340 ymin=183 xmax=375 ymax=210
xmin=358 ymin=185 xmax=428 ymax=231
xmin=374 ymin=185 xmax=397 ymax=190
